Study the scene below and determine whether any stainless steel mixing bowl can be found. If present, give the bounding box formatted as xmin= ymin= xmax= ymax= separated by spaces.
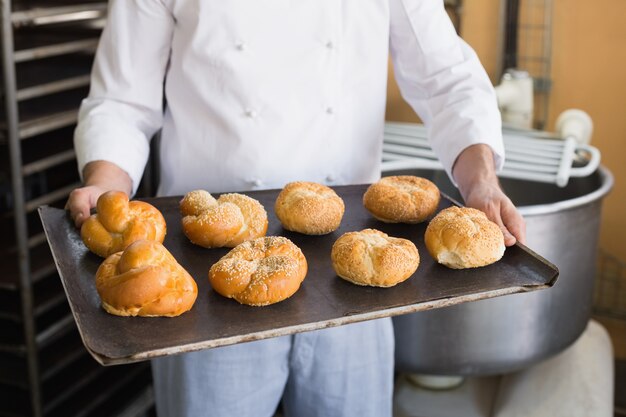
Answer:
xmin=391 ymin=166 xmax=613 ymax=375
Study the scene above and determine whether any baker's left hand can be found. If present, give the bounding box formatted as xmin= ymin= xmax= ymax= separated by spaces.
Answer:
xmin=452 ymin=144 xmax=526 ymax=247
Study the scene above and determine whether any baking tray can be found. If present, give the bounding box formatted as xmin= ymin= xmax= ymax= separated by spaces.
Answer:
xmin=39 ymin=185 xmax=558 ymax=365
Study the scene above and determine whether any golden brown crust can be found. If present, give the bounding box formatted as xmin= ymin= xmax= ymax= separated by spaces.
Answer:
xmin=81 ymin=191 xmax=166 ymax=258
xmin=274 ymin=181 xmax=345 ymax=235
xmin=363 ymin=176 xmax=440 ymax=223
xmin=331 ymin=229 xmax=419 ymax=287
xmin=209 ymin=236 xmax=307 ymax=306
xmin=424 ymin=206 xmax=505 ymax=269
xmin=180 ymin=190 xmax=268 ymax=248
xmin=95 ymin=240 xmax=198 ymax=317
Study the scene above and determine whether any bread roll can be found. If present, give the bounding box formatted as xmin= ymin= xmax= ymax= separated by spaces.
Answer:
xmin=363 ymin=176 xmax=440 ymax=223
xmin=275 ymin=181 xmax=345 ymax=235
xmin=331 ymin=229 xmax=419 ymax=287
xmin=425 ymin=206 xmax=505 ymax=269
xmin=81 ymin=191 xmax=166 ymax=258
xmin=95 ymin=240 xmax=198 ymax=317
xmin=180 ymin=190 xmax=268 ymax=248
xmin=209 ymin=236 xmax=307 ymax=306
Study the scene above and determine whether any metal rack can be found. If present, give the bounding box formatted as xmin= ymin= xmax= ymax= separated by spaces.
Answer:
xmin=0 ymin=2 xmax=155 ymax=416
xmin=382 ymin=122 xmax=601 ymax=187
xmin=498 ymin=0 xmax=554 ymax=130
xmin=594 ymin=249 xmax=626 ymax=320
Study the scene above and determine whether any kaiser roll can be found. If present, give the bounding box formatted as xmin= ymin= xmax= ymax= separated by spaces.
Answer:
xmin=275 ymin=181 xmax=345 ymax=235
xmin=425 ymin=206 xmax=505 ymax=269
xmin=363 ymin=176 xmax=440 ymax=223
xmin=331 ymin=228 xmax=419 ymax=287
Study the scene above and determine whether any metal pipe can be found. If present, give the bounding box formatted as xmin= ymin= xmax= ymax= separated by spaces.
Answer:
xmin=22 ymin=149 xmax=77 ymax=176
xmin=540 ymin=0 xmax=554 ymax=130
xmin=14 ymin=38 xmax=98 ymax=63
xmin=19 ymin=109 xmax=79 ymax=139
xmin=503 ymin=0 xmax=519 ymax=70
xmin=1 ymin=1 xmax=42 ymax=416
xmin=24 ymin=182 xmax=81 ymax=212
xmin=17 ymin=74 xmax=91 ymax=101
xmin=11 ymin=3 xmax=107 ymax=27
xmin=495 ymin=0 xmax=508 ymax=82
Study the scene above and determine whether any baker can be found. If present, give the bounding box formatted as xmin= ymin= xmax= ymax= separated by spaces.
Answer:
xmin=66 ymin=1 xmax=526 ymax=416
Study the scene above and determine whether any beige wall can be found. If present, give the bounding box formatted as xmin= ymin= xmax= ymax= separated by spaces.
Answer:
xmin=548 ymin=0 xmax=626 ymax=261
xmin=385 ymin=0 xmax=626 ymax=262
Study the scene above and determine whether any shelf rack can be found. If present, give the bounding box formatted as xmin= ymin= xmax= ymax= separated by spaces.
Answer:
xmin=0 ymin=2 xmax=155 ymax=416
xmin=498 ymin=0 xmax=554 ymax=130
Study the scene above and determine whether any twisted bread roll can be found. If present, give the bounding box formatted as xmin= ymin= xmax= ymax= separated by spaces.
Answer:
xmin=95 ymin=240 xmax=198 ymax=317
xmin=180 ymin=190 xmax=268 ymax=248
xmin=81 ymin=191 xmax=166 ymax=258
xmin=363 ymin=176 xmax=440 ymax=223
xmin=275 ymin=181 xmax=345 ymax=235
xmin=209 ymin=236 xmax=307 ymax=306
xmin=331 ymin=229 xmax=419 ymax=287
xmin=425 ymin=206 xmax=505 ymax=269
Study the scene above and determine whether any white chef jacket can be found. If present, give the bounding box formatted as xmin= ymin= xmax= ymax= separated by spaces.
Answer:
xmin=75 ymin=0 xmax=504 ymax=196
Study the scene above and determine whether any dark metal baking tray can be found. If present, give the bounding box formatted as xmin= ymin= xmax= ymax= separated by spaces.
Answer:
xmin=39 ymin=185 xmax=558 ymax=365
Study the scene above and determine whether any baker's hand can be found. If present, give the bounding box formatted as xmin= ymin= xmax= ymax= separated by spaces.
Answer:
xmin=65 ymin=185 xmax=109 ymax=228
xmin=64 ymin=161 xmax=133 ymax=228
xmin=452 ymin=144 xmax=526 ymax=247
xmin=460 ymin=179 xmax=526 ymax=246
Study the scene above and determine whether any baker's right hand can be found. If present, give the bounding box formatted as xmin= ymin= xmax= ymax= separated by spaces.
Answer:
xmin=64 ymin=161 xmax=133 ymax=228
xmin=65 ymin=185 xmax=109 ymax=228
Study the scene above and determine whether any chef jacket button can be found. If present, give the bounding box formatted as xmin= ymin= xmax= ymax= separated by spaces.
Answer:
xmin=326 ymin=107 xmax=334 ymax=115
xmin=236 ymin=42 xmax=246 ymax=51
xmin=326 ymin=175 xmax=335 ymax=183
xmin=245 ymin=109 xmax=257 ymax=118
xmin=252 ymin=179 xmax=263 ymax=187
xmin=325 ymin=41 xmax=334 ymax=49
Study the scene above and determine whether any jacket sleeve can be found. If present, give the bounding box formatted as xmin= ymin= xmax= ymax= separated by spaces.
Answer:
xmin=388 ymin=0 xmax=505 ymax=183
xmin=74 ymin=0 xmax=175 ymax=195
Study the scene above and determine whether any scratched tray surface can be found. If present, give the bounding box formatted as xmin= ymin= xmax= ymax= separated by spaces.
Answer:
xmin=39 ymin=185 xmax=558 ymax=365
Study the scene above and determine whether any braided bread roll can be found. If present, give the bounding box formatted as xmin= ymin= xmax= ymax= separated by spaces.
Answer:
xmin=81 ymin=191 xmax=166 ymax=257
xmin=95 ymin=240 xmax=198 ymax=317
xmin=209 ymin=236 xmax=307 ymax=306
xmin=180 ymin=190 xmax=268 ymax=248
